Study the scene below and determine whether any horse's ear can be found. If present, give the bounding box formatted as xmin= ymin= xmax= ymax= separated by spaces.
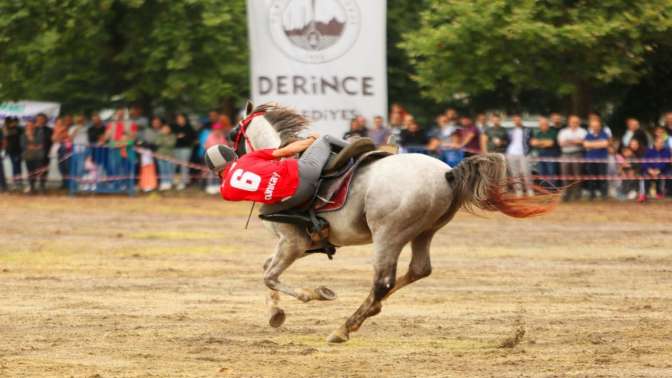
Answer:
xmin=245 ymin=100 xmax=254 ymax=117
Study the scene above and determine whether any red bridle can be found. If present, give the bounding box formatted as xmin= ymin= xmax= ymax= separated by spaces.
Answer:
xmin=232 ymin=111 xmax=265 ymax=153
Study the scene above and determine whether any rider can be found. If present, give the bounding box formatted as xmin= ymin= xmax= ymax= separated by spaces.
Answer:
xmin=204 ymin=134 xmax=361 ymax=213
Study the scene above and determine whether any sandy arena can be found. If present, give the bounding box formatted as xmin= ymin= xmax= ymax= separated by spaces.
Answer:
xmin=1 ymin=195 xmax=671 ymax=377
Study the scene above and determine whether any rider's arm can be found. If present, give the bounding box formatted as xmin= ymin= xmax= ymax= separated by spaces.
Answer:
xmin=272 ymin=134 xmax=318 ymax=158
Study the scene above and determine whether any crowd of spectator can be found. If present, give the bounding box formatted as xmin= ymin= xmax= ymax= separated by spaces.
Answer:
xmin=0 ymin=106 xmax=234 ymax=194
xmin=342 ymin=105 xmax=672 ymax=202
xmin=2 ymin=104 xmax=672 ymax=202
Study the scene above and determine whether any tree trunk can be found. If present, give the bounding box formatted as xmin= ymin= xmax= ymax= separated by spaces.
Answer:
xmin=570 ymin=80 xmax=593 ymax=117
xmin=219 ymin=97 xmax=237 ymax=121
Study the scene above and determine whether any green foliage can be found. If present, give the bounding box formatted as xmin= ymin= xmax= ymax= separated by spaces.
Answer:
xmin=401 ymin=0 xmax=672 ymax=116
xmin=0 ymin=0 xmax=248 ymax=113
xmin=386 ymin=0 xmax=442 ymax=124
xmin=4 ymin=0 xmax=672 ymax=126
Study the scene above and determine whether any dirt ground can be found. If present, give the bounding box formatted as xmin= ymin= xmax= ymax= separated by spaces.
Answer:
xmin=1 ymin=194 xmax=671 ymax=377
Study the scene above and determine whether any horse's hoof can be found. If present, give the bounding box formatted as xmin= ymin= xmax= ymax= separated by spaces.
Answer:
xmin=269 ymin=308 xmax=286 ymax=328
xmin=315 ymin=286 xmax=337 ymax=301
xmin=326 ymin=329 xmax=349 ymax=343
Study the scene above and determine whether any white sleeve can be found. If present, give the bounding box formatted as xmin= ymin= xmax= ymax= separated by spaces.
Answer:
xmin=557 ymin=129 xmax=567 ymax=143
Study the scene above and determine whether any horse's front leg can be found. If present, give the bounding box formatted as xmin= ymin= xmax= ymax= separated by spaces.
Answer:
xmin=264 ymin=231 xmax=337 ymax=300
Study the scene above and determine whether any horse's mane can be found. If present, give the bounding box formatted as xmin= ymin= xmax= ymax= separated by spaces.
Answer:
xmin=253 ymin=103 xmax=309 ymax=147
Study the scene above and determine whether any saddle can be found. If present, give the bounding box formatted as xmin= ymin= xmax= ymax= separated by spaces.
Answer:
xmin=259 ymin=139 xmax=393 ymax=258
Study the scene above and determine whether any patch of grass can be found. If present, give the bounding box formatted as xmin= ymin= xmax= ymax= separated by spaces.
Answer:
xmin=128 ymin=230 xmax=224 ymax=241
xmin=113 ymin=244 xmax=239 ymax=257
xmin=0 ymin=245 xmax=79 ymax=265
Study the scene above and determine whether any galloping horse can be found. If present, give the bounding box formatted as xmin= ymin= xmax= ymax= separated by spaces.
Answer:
xmin=234 ymin=102 xmax=555 ymax=343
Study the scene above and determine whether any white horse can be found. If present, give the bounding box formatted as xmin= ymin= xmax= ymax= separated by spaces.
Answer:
xmin=235 ymin=102 xmax=555 ymax=343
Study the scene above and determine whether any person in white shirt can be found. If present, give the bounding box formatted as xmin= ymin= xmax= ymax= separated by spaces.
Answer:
xmin=557 ymin=115 xmax=587 ymax=201
xmin=506 ymin=114 xmax=533 ymax=197
xmin=69 ymin=114 xmax=90 ymax=146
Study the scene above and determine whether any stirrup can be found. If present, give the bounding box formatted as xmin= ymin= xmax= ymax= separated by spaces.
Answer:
xmin=305 ymin=243 xmax=336 ymax=260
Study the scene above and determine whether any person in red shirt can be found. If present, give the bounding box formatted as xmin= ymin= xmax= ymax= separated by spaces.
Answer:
xmin=105 ymin=107 xmax=138 ymax=144
xmin=205 ymin=134 xmax=349 ymax=212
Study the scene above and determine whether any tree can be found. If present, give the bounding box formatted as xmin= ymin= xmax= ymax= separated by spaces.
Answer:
xmin=110 ymin=0 xmax=248 ymax=115
xmin=401 ymin=0 xmax=672 ymax=117
xmin=0 ymin=1 xmax=112 ymax=112
xmin=609 ymin=39 xmax=672 ymax=128
xmin=386 ymin=0 xmax=442 ymax=124
xmin=0 ymin=0 xmax=248 ymax=115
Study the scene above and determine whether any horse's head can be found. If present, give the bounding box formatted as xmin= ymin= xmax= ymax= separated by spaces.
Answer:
xmin=231 ymin=101 xmax=309 ymax=155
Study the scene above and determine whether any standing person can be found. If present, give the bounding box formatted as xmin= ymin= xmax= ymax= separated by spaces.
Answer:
xmin=369 ymin=115 xmax=390 ymax=146
xmin=137 ymin=116 xmax=163 ymax=192
xmin=52 ymin=117 xmax=72 ymax=189
xmin=198 ymin=116 xmax=213 ymax=161
xmin=171 ymin=113 xmax=196 ymax=190
xmin=475 ymin=113 xmax=488 ymax=132
xmin=196 ymin=112 xmax=220 ymax=183
xmin=441 ymin=132 xmax=465 ymax=167
xmin=87 ymin=113 xmax=108 ymax=176
xmin=140 ymin=115 xmax=162 ymax=149
xmin=204 ymin=120 xmax=230 ymax=194
xmin=662 ymin=112 xmax=672 ymax=136
xmin=213 ymin=114 xmax=232 ymax=138
xmin=480 ymin=113 xmax=509 ymax=154
xmin=505 ymin=114 xmax=533 ymax=197
xmin=22 ymin=116 xmax=52 ymax=193
xmin=201 ymin=111 xmax=221 ymax=156
xmin=588 ymin=113 xmax=612 ymax=139
xmin=640 ymin=135 xmax=671 ymax=201
xmin=617 ymin=146 xmax=638 ymax=200
xmin=388 ymin=103 xmax=408 ymax=142
xmin=624 ymin=139 xmax=646 ymax=200
xmin=653 ymin=125 xmax=672 ymax=150
xmin=62 ymin=114 xmax=74 ymax=132
xmin=389 ymin=103 xmax=407 ymax=128
xmin=106 ymin=108 xmax=137 ymax=189
xmin=129 ymin=105 xmax=149 ymax=133
xmin=398 ymin=115 xmax=430 ymax=153
xmin=69 ymin=114 xmax=89 ymax=146
xmin=427 ymin=114 xmax=452 ymax=160
xmin=621 ymin=118 xmax=650 ymax=150
xmin=429 ymin=114 xmax=458 ymax=152
xmin=204 ymin=111 xmax=220 ymax=129
xmin=155 ymin=121 xmax=177 ymax=191
xmin=444 ymin=108 xmax=458 ymax=128
xmin=343 ymin=117 xmax=368 ymax=140
xmin=88 ymin=113 xmax=107 ymax=146
xmin=530 ymin=117 xmax=560 ymax=187
xmin=550 ymin=113 xmax=565 ymax=129
xmin=68 ymin=114 xmax=90 ymax=186
xmin=0 ymin=120 xmax=6 ymax=192
xmin=457 ymin=116 xmax=480 ymax=157
xmin=106 ymin=107 xmax=138 ymax=143
xmin=3 ymin=117 xmax=24 ymax=190
xmin=583 ymin=117 xmax=610 ymax=200
xmin=557 ymin=115 xmax=587 ymax=201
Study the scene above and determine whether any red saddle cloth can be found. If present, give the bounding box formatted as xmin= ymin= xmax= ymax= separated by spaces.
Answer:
xmin=313 ymin=151 xmax=391 ymax=213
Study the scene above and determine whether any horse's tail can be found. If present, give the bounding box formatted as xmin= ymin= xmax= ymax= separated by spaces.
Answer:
xmin=445 ymin=153 xmax=558 ymax=218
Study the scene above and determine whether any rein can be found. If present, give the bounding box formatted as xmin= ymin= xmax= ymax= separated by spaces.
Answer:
xmin=232 ymin=111 xmax=265 ymax=232
xmin=233 ymin=111 xmax=265 ymax=154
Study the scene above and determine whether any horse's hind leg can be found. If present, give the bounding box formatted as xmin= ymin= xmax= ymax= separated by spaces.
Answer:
xmin=382 ymin=230 xmax=434 ymax=300
xmin=327 ymin=242 xmax=403 ymax=343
